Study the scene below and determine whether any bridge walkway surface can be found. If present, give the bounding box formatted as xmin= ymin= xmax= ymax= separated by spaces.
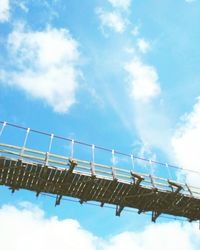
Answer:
xmin=0 ymin=142 xmax=200 ymax=222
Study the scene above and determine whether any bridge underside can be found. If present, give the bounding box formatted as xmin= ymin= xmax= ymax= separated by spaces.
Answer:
xmin=0 ymin=156 xmax=200 ymax=222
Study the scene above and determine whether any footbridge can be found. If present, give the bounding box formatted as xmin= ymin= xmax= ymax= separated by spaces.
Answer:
xmin=0 ymin=121 xmax=200 ymax=222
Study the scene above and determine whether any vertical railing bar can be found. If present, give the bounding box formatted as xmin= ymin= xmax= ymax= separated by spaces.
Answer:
xmin=71 ymin=139 xmax=74 ymax=159
xmin=149 ymin=159 xmax=153 ymax=176
xmin=111 ymin=149 xmax=116 ymax=180
xmin=131 ymin=154 xmax=134 ymax=170
xmin=91 ymin=144 xmax=95 ymax=176
xmin=0 ymin=121 xmax=7 ymax=157
xmin=48 ymin=134 xmax=54 ymax=153
xmin=0 ymin=121 xmax=7 ymax=138
xmin=20 ymin=128 xmax=30 ymax=159
xmin=45 ymin=133 xmax=54 ymax=165
xmin=166 ymin=163 xmax=172 ymax=180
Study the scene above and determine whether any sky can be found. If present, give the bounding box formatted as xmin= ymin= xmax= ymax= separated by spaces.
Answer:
xmin=1 ymin=0 xmax=200 ymax=249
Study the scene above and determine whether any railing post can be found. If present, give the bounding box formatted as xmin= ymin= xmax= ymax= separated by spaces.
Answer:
xmin=91 ymin=144 xmax=95 ymax=176
xmin=71 ymin=139 xmax=74 ymax=159
xmin=45 ymin=133 xmax=54 ymax=165
xmin=48 ymin=133 xmax=54 ymax=153
xmin=20 ymin=127 xmax=30 ymax=159
xmin=166 ymin=163 xmax=172 ymax=180
xmin=0 ymin=121 xmax=7 ymax=138
xmin=131 ymin=154 xmax=134 ymax=170
xmin=111 ymin=149 xmax=117 ymax=180
xmin=149 ymin=159 xmax=153 ymax=175
xmin=0 ymin=122 xmax=7 ymax=156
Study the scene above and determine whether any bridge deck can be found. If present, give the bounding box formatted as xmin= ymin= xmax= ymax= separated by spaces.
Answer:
xmin=0 ymin=152 xmax=200 ymax=222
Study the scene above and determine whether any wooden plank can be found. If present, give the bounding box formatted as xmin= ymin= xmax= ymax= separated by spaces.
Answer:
xmin=51 ymin=169 xmax=66 ymax=194
xmin=101 ymin=179 xmax=120 ymax=205
xmin=11 ymin=160 xmax=24 ymax=189
xmin=79 ymin=176 xmax=97 ymax=203
xmin=90 ymin=178 xmax=107 ymax=201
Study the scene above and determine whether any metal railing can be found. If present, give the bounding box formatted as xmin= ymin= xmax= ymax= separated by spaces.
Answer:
xmin=0 ymin=121 xmax=200 ymax=198
xmin=1 ymin=142 xmax=200 ymax=199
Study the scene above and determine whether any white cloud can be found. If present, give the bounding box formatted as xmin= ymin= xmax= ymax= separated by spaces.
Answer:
xmin=132 ymin=101 xmax=173 ymax=162
xmin=108 ymin=0 xmax=131 ymax=11
xmin=125 ymin=59 xmax=161 ymax=101
xmin=172 ymin=98 xmax=200 ymax=186
xmin=0 ymin=0 xmax=9 ymax=22
xmin=0 ymin=203 xmax=99 ymax=250
xmin=137 ymin=38 xmax=150 ymax=54
xmin=102 ymin=222 xmax=199 ymax=250
xmin=0 ymin=203 xmax=200 ymax=250
xmin=0 ymin=24 xmax=81 ymax=113
xmin=17 ymin=1 xmax=29 ymax=13
xmin=96 ymin=8 xmax=126 ymax=33
xmin=124 ymin=47 xmax=135 ymax=54
xmin=131 ymin=26 xmax=139 ymax=36
xmin=123 ymin=58 xmax=174 ymax=159
xmin=185 ymin=0 xmax=196 ymax=3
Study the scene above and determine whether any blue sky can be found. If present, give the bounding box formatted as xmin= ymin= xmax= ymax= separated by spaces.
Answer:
xmin=1 ymin=0 xmax=200 ymax=249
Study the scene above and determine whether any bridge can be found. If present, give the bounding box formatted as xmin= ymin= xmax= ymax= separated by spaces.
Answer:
xmin=0 ymin=121 xmax=200 ymax=222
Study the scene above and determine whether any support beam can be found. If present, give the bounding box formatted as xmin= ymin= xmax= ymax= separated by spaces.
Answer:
xmin=149 ymin=175 xmax=158 ymax=192
xmin=138 ymin=209 xmax=145 ymax=214
xmin=68 ymin=160 xmax=77 ymax=173
xmin=55 ymin=195 xmax=62 ymax=206
xmin=36 ymin=191 xmax=40 ymax=197
xmin=100 ymin=202 xmax=104 ymax=207
xmin=152 ymin=210 xmax=161 ymax=222
xmin=185 ymin=183 xmax=193 ymax=197
xmin=130 ymin=171 xmax=144 ymax=188
xmin=168 ymin=180 xmax=183 ymax=194
xmin=116 ymin=204 xmax=124 ymax=216
xmin=9 ymin=187 xmax=19 ymax=193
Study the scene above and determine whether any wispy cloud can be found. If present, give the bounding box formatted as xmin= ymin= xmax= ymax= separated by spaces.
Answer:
xmin=185 ymin=0 xmax=196 ymax=3
xmin=108 ymin=0 xmax=131 ymax=11
xmin=96 ymin=0 xmax=131 ymax=34
xmin=15 ymin=0 xmax=29 ymax=13
xmin=131 ymin=100 xmax=173 ymax=160
xmin=137 ymin=38 xmax=150 ymax=54
xmin=0 ymin=23 xmax=81 ymax=113
xmin=0 ymin=0 xmax=10 ymax=22
xmin=124 ymin=57 xmax=173 ymax=159
xmin=96 ymin=8 xmax=126 ymax=33
xmin=172 ymin=97 xmax=200 ymax=185
xmin=95 ymin=0 xmax=172 ymax=161
xmin=131 ymin=26 xmax=139 ymax=36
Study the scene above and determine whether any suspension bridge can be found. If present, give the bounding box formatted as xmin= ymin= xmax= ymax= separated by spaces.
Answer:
xmin=0 ymin=121 xmax=200 ymax=223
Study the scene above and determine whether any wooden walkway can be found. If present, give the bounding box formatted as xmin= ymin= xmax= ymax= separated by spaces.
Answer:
xmin=0 ymin=143 xmax=200 ymax=222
